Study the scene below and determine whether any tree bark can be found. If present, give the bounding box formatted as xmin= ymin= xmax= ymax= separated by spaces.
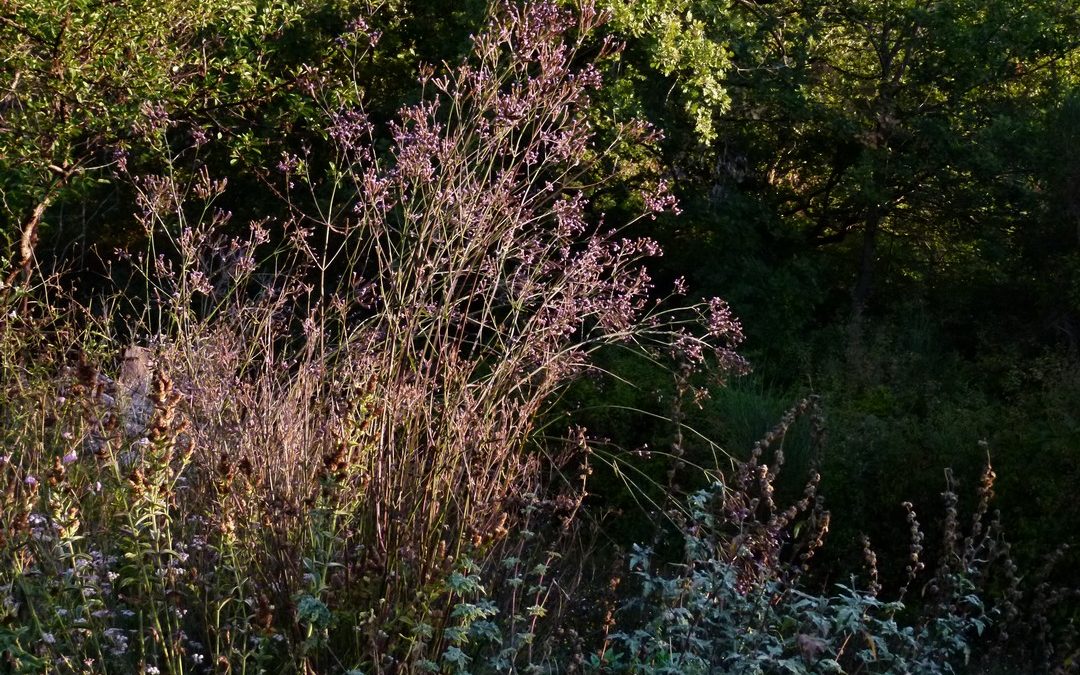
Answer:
xmin=852 ymin=207 xmax=881 ymax=320
xmin=5 ymin=169 xmax=72 ymax=287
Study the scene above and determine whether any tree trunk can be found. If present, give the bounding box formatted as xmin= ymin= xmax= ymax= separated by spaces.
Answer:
xmin=852 ymin=207 xmax=881 ymax=320
xmin=4 ymin=198 xmax=51 ymax=287
xmin=5 ymin=169 xmax=72 ymax=286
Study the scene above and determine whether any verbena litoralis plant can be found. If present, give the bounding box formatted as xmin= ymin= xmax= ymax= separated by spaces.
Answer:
xmin=250 ymin=0 xmax=745 ymax=668
xmin=1 ymin=1 xmax=747 ymax=672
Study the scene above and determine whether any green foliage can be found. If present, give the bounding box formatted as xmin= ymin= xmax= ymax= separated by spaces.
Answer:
xmin=600 ymin=0 xmax=733 ymax=142
xmin=0 ymin=0 xmax=379 ymax=273
xmin=603 ymin=482 xmax=990 ymax=674
xmin=593 ymin=0 xmax=1080 ymax=610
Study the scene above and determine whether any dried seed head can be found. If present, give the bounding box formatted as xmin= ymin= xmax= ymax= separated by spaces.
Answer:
xmin=861 ymin=534 xmax=881 ymax=596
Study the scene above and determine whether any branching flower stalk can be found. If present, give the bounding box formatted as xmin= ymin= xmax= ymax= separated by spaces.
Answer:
xmin=260 ymin=0 xmax=747 ymax=643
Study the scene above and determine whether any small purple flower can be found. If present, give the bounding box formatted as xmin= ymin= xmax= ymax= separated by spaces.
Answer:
xmin=137 ymin=101 xmax=172 ymax=134
xmin=642 ymin=179 xmax=682 ymax=219
xmin=112 ymin=147 xmax=129 ymax=173
xmin=328 ymin=109 xmax=374 ymax=151
xmin=706 ymin=297 xmax=743 ymax=342
xmin=190 ymin=125 xmax=209 ymax=147
xmin=277 ymin=152 xmax=300 ymax=174
xmin=63 ymin=450 xmax=78 ymax=465
xmin=347 ymin=16 xmax=379 ymax=45
xmin=24 ymin=475 xmax=38 ymax=487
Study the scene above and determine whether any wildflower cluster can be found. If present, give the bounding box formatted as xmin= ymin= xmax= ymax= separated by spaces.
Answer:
xmin=0 ymin=2 xmax=748 ymax=672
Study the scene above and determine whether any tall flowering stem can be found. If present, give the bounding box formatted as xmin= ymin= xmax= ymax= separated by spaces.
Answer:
xmin=273 ymin=0 xmax=747 ymax=613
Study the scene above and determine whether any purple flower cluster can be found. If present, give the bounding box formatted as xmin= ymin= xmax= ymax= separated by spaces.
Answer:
xmin=642 ymin=179 xmax=682 ymax=219
xmin=328 ymin=109 xmax=375 ymax=152
xmin=311 ymin=0 xmax=749 ymax=411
